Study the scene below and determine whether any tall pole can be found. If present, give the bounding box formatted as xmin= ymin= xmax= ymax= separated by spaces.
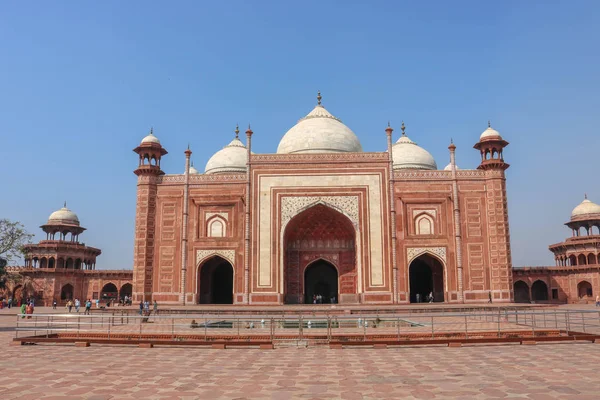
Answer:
xmin=449 ymin=141 xmax=464 ymax=303
xmin=385 ymin=123 xmax=398 ymax=303
xmin=181 ymin=146 xmax=192 ymax=305
xmin=244 ymin=125 xmax=253 ymax=304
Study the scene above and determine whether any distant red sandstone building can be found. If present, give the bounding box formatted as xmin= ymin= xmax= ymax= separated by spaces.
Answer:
xmin=513 ymin=195 xmax=600 ymax=304
xmin=2 ymin=204 xmax=132 ymax=306
xmin=132 ymin=93 xmax=514 ymax=305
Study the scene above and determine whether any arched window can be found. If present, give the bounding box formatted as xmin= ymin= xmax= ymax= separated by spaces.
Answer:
xmin=578 ymin=254 xmax=587 ymax=266
xmin=415 ymin=214 xmax=434 ymax=235
xmin=587 ymin=253 xmax=596 ymax=265
xmin=207 ymin=217 xmax=226 ymax=238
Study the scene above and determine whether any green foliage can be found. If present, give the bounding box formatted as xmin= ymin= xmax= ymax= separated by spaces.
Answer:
xmin=0 ymin=219 xmax=33 ymax=289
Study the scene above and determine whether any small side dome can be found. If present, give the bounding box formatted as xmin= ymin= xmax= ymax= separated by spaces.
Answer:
xmin=571 ymin=195 xmax=600 ymax=219
xmin=205 ymin=137 xmax=248 ymax=174
xmin=188 ymin=162 xmax=200 ymax=175
xmin=444 ymin=163 xmax=459 ymax=171
xmin=391 ymin=124 xmax=437 ymax=170
xmin=480 ymin=122 xmax=502 ymax=140
xmin=141 ymin=128 xmax=161 ymax=145
xmin=48 ymin=203 xmax=80 ymax=226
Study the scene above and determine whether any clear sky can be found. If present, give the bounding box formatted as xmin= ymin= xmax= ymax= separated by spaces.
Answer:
xmin=1 ymin=1 xmax=599 ymax=268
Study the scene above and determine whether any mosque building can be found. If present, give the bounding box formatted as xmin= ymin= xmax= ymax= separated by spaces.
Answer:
xmin=132 ymin=93 xmax=514 ymax=304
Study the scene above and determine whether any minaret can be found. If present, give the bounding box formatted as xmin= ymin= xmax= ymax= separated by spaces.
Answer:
xmin=448 ymin=140 xmax=464 ymax=303
xmin=385 ymin=122 xmax=398 ymax=303
xmin=473 ymin=122 xmax=512 ymax=302
xmin=132 ymin=128 xmax=168 ymax=302
xmin=181 ymin=145 xmax=192 ymax=305
xmin=244 ymin=124 xmax=253 ymax=304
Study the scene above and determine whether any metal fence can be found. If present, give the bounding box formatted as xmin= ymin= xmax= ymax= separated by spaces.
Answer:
xmin=14 ymin=308 xmax=600 ymax=345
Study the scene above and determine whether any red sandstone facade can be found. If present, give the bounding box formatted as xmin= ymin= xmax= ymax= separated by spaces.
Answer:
xmin=132 ymin=98 xmax=514 ymax=305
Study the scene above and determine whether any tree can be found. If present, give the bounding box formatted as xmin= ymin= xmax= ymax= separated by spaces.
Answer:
xmin=0 ymin=219 xmax=33 ymax=289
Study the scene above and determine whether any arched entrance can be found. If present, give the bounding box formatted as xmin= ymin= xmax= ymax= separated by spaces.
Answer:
xmin=100 ymin=283 xmax=118 ymax=302
xmin=513 ymin=281 xmax=530 ymax=303
xmin=577 ymin=281 xmax=593 ymax=298
xmin=531 ymin=280 xmax=549 ymax=302
xmin=409 ymin=254 xmax=444 ymax=303
xmin=304 ymin=260 xmax=338 ymax=304
xmin=283 ymin=204 xmax=356 ymax=304
xmin=198 ymin=256 xmax=233 ymax=304
xmin=60 ymin=284 xmax=74 ymax=301
xmin=120 ymin=283 xmax=133 ymax=300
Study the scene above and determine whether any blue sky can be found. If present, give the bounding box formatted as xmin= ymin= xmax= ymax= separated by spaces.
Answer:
xmin=1 ymin=1 xmax=598 ymax=268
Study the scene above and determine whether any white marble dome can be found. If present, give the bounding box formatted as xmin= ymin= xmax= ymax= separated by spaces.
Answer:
xmin=141 ymin=128 xmax=160 ymax=145
xmin=480 ymin=122 xmax=502 ymax=140
xmin=276 ymin=98 xmax=363 ymax=154
xmin=205 ymin=137 xmax=248 ymax=174
xmin=571 ymin=196 xmax=600 ymax=218
xmin=444 ymin=163 xmax=459 ymax=171
xmin=48 ymin=204 xmax=80 ymax=226
xmin=391 ymin=133 xmax=437 ymax=170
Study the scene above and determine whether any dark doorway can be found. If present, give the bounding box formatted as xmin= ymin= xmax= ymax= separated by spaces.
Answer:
xmin=198 ymin=256 xmax=234 ymax=304
xmin=513 ymin=281 xmax=530 ymax=303
xmin=409 ymin=255 xmax=444 ymax=303
xmin=101 ymin=283 xmax=118 ymax=302
xmin=60 ymin=284 xmax=74 ymax=301
xmin=304 ymin=260 xmax=338 ymax=304
xmin=531 ymin=280 xmax=549 ymax=301
xmin=120 ymin=283 xmax=133 ymax=300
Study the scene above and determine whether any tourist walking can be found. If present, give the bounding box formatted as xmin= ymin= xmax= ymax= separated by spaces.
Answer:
xmin=75 ymin=298 xmax=81 ymax=313
xmin=596 ymin=295 xmax=600 ymax=307
xmin=52 ymin=299 xmax=57 ymax=309
xmin=153 ymin=300 xmax=158 ymax=314
xmin=20 ymin=302 xmax=26 ymax=319
xmin=139 ymin=301 xmax=144 ymax=315
xmin=85 ymin=299 xmax=92 ymax=315
xmin=8 ymin=297 xmax=12 ymax=309
xmin=66 ymin=299 xmax=73 ymax=313
xmin=25 ymin=302 xmax=34 ymax=319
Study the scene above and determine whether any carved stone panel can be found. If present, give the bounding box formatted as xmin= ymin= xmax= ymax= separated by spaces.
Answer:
xmin=407 ymin=247 xmax=447 ymax=264
xmin=196 ymin=249 xmax=235 ymax=266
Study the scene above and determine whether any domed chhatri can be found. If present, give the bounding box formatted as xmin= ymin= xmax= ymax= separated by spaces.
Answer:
xmin=204 ymin=125 xmax=248 ymax=174
xmin=444 ymin=163 xmax=459 ymax=171
xmin=391 ymin=122 xmax=437 ymax=170
xmin=571 ymin=195 xmax=600 ymax=219
xmin=480 ymin=121 xmax=503 ymax=140
xmin=276 ymin=92 xmax=363 ymax=154
xmin=47 ymin=202 xmax=80 ymax=226
xmin=141 ymin=127 xmax=161 ymax=145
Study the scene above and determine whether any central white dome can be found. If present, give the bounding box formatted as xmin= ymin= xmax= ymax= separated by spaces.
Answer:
xmin=277 ymin=97 xmax=363 ymax=154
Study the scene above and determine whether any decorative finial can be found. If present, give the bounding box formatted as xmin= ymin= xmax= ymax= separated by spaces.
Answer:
xmin=64 ymin=201 xmax=67 ymax=208
xmin=246 ymin=124 xmax=253 ymax=136
xmin=317 ymin=90 xmax=322 ymax=106
xmin=150 ymin=127 xmax=154 ymax=135
xmin=451 ymin=138 xmax=454 ymax=144
xmin=187 ymin=143 xmax=190 ymax=150
xmin=191 ymin=161 xmax=194 ymax=167
xmin=387 ymin=121 xmax=390 ymax=127
xmin=585 ymin=193 xmax=588 ymax=200
xmin=488 ymin=120 xmax=491 ymax=128
xmin=401 ymin=121 xmax=406 ymax=135
xmin=235 ymin=124 xmax=240 ymax=139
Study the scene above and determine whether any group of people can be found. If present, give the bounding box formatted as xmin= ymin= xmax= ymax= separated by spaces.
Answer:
xmin=139 ymin=300 xmax=158 ymax=315
xmin=18 ymin=298 xmax=35 ymax=318
xmin=312 ymin=294 xmax=336 ymax=304
xmin=63 ymin=299 xmax=94 ymax=314
xmin=0 ymin=297 xmax=31 ymax=309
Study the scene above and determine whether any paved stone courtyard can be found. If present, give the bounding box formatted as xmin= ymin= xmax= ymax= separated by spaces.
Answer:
xmin=2 ymin=329 xmax=600 ymax=399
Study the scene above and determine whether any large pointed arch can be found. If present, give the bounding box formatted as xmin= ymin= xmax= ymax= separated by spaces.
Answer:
xmin=197 ymin=255 xmax=234 ymax=304
xmin=282 ymin=203 xmax=357 ymax=304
